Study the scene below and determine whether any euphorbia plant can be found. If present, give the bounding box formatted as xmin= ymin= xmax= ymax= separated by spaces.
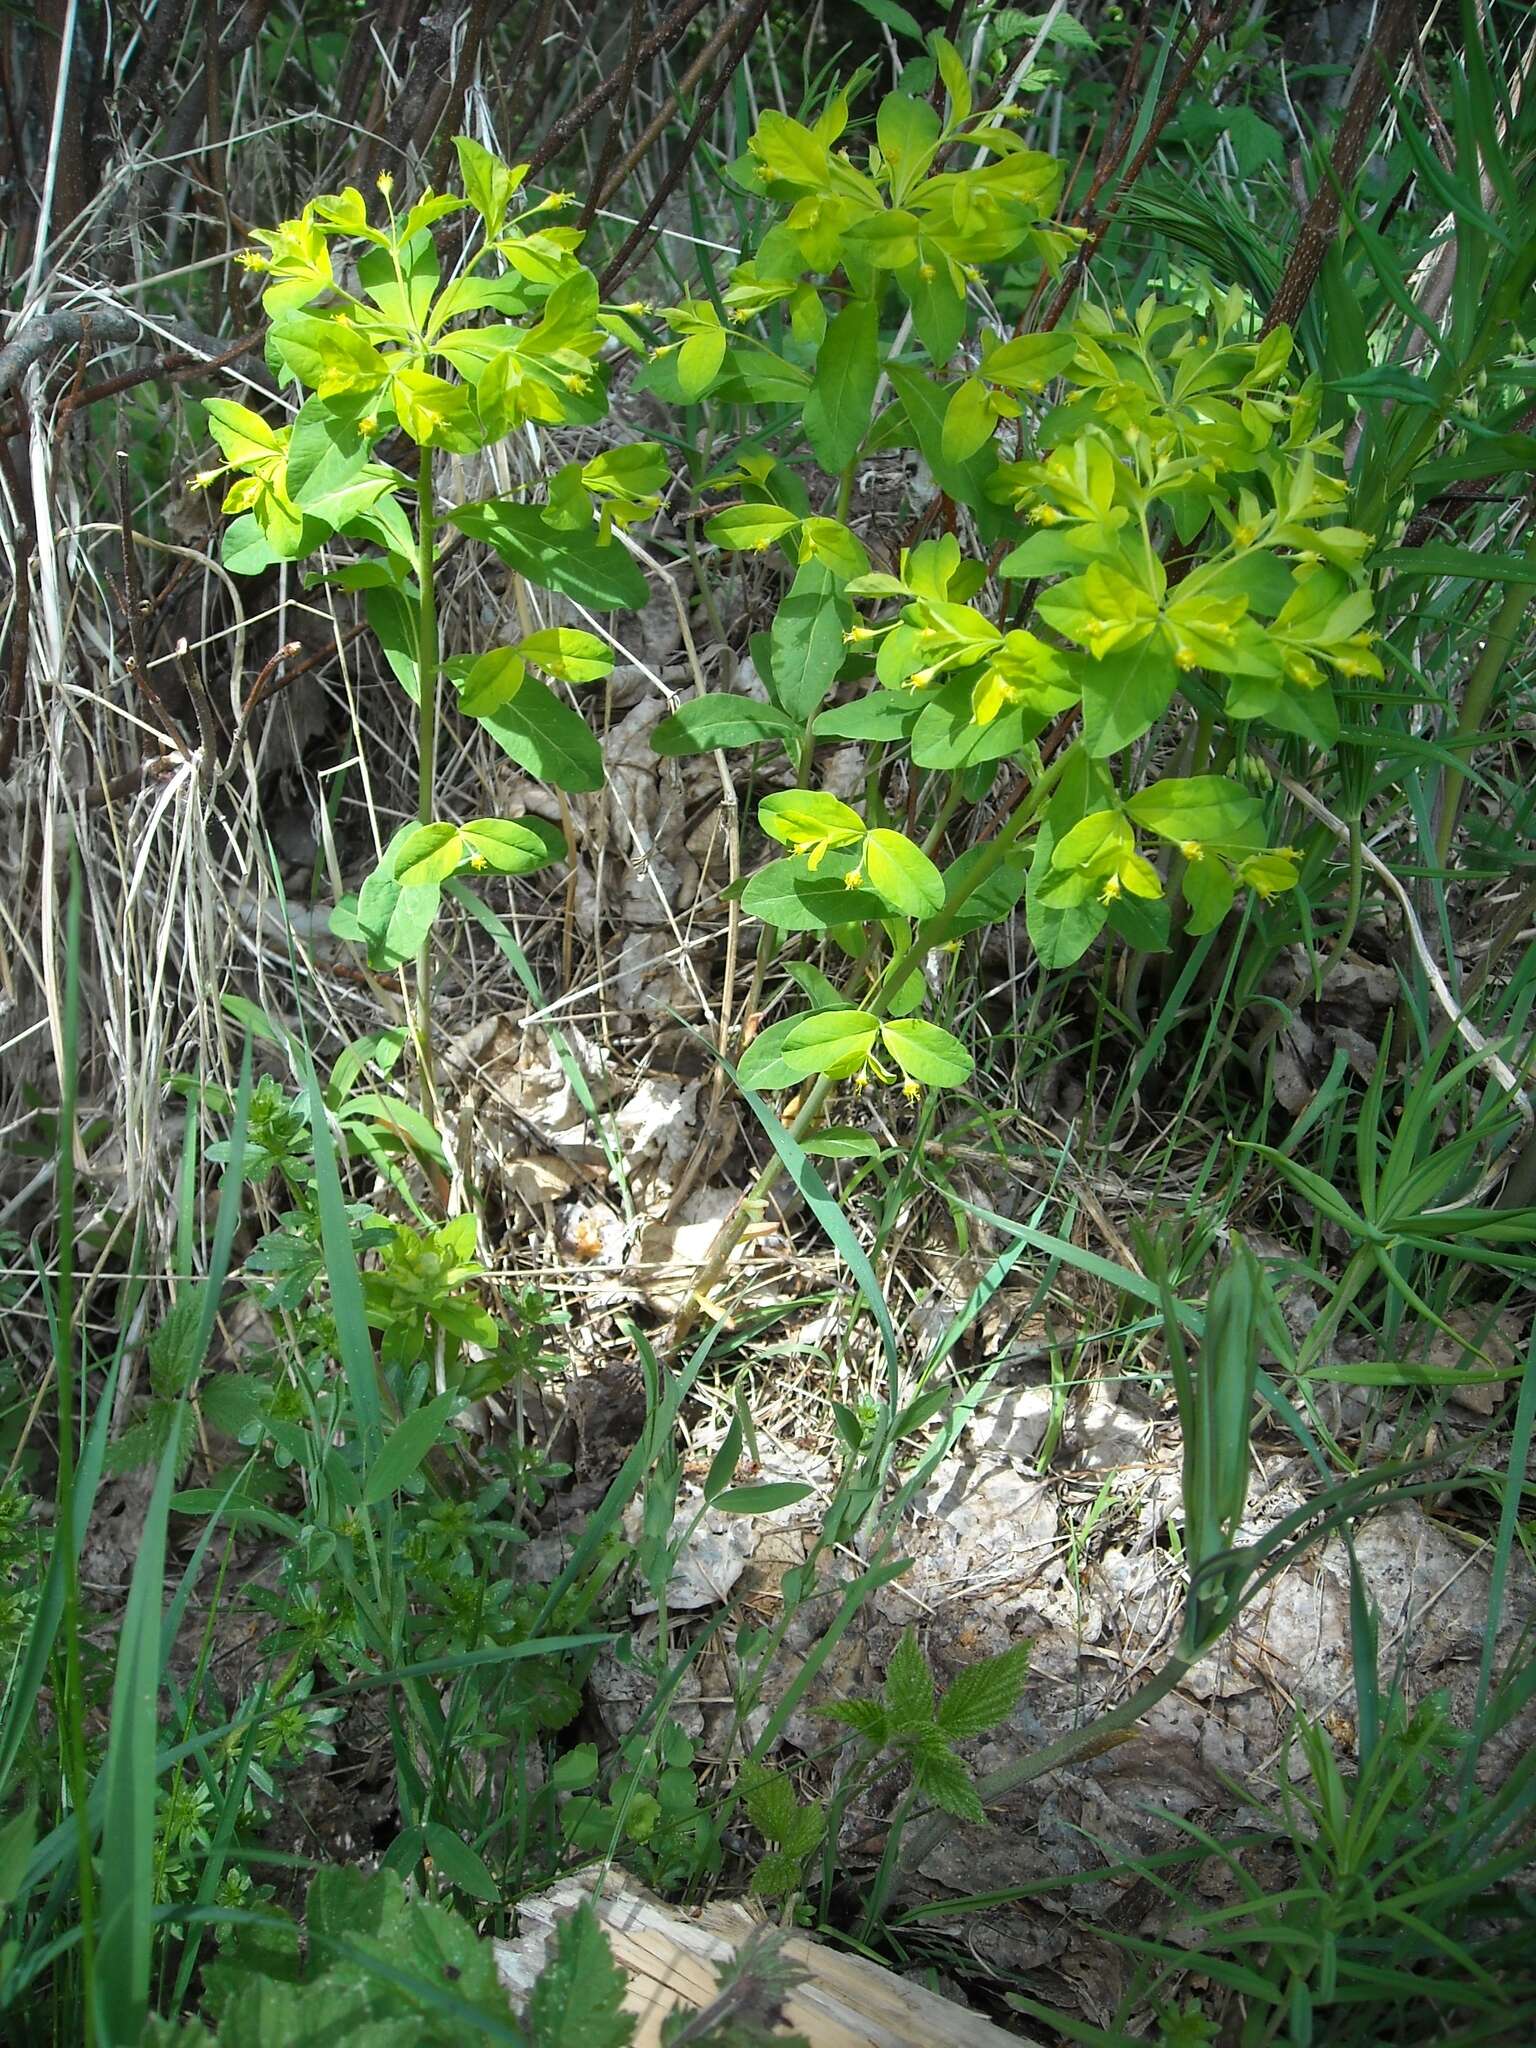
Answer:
xmin=643 ymin=38 xmax=1378 ymax=1138
xmin=198 ymin=143 xmax=662 ymax=1086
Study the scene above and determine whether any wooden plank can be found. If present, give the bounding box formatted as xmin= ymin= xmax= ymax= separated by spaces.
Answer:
xmin=496 ymin=1871 xmax=1042 ymax=2048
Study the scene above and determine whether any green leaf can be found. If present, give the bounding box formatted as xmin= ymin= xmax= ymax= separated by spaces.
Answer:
xmin=821 ymin=1698 xmax=890 ymax=1741
xmin=1076 ymin=641 xmax=1180 ymax=757
xmin=758 ymin=789 xmax=865 ymax=853
xmin=879 ymin=1017 xmax=973 ymax=1088
xmin=704 ymin=502 xmax=802 ymax=551
xmin=527 ymin=1900 xmax=635 ymax=2048
xmin=420 ymin=1823 xmax=500 ymax=1904
xmin=394 ymin=822 xmax=465 ymax=887
xmin=1126 ymin=775 xmax=1262 ymax=847
xmin=813 ymin=694 xmax=920 ymax=741
xmin=516 ymin=627 xmax=613 ymax=683
xmin=474 ymin=674 xmax=605 ymax=792
xmin=713 ymin=1481 xmax=815 ymax=1515
xmin=749 ymin=1850 xmax=805 ymax=1898
xmin=744 ymin=1770 xmax=799 ymax=1841
xmin=804 ymin=297 xmax=880 ymax=476
xmin=448 ymin=499 xmax=648 ymax=609
xmin=740 ymin=860 xmax=888 ymax=932
xmin=863 ymin=828 xmax=944 ymax=917
xmin=286 ymin=392 xmax=371 ymax=504
xmin=0 ymin=1801 xmax=35 ymax=1911
xmin=1182 ymin=854 xmax=1237 ymax=935
xmin=771 ymin=559 xmax=852 ymax=719
xmin=936 ymin=1640 xmax=1031 ymax=1739
xmin=942 ymin=378 xmax=997 ymax=464
xmin=361 ymin=1391 xmax=460 ymax=1504
xmin=777 ymin=1007 xmax=880 ymax=1081
xmin=1026 ymin=817 xmax=1106 ymax=969
xmin=651 ymin=695 xmax=800 ymax=755
xmin=454 ymin=647 xmax=527 ymax=716
xmin=908 ymin=1729 xmax=985 ymax=1823
xmin=853 ymin=0 xmax=924 ymax=40
xmin=348 ymin=826 xmax=443 ymax=970
xmin=453 ymin=134 xmax=525 ymax=237
xmin=460 ymin=816 xmax=567 ymax=874
xmin=883 ymin=1627 xmax=935 ymax=1732
xmin=677 ymin=324 xmax=727 ymax=400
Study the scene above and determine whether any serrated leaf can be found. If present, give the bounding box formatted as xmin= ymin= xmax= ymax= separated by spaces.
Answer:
xmin=749 ymin=1850 xmax=805 ymax=1899
xmin=744 ymin=1771 xmax=798 ymax=1841
xmin=935 ymin=1640 xmax=1031 ymax=1740
xmin=908 ymin=1729 xmax=986 ymax=1824
xmin=883 ymin=1627 xmax=935 ymax=1732
xmin=527 ymin=1900 xmax=635 ymax=2048
xmin=820 ymin=1698 xmax=890 ymax=1742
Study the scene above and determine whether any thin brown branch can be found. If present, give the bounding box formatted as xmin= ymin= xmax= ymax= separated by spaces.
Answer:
xmin=1261 ymin=0 xmax=1424 ymax=335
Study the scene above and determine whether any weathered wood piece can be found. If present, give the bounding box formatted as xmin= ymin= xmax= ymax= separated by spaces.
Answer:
xmin=496 ymin=1870 xmax=1041 ymax=2047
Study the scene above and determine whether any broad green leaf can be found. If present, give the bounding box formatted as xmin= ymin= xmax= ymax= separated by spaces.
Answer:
xmin=453 ymin=134 xmax=526 ymax=236
xmin=740 ymin=859 xmax=888 ymax=931
xmin=704 ymin=502 xmax=801 ymax=551
xmin=475 ymin=674 xmax=604 ymax=791
xmin=420 ymin=1823 xmax=500 ymax=1905
xmin=759 ymin=790 xmax=865 ymax=858
xmin=460 ymin=815 xmax=567 ymax=874
xmin=942 ymin=377 xmax=997 ymax=464
xmin=778 ymin=1007 xmax=880 ymax=1081
xmin=651 ymin=695 xmax=800 ymax=754
xmin=515 ymin=626 xmax=612 ymax=682
xmin=863 ymin=828 xmax=944 ymax=917
xmin=980 ymin=331 xmax=1076 ymax=393
xmin=677 ymin=324 xmax=727 ymax=399
xmin=1126 ymin=775 xmax=1262 ymax=847
xmin=361 ymin=1392 xmax=461 ymax=1503
xmin=879 ymin=1017 xmax=973 ymax=1088
xmin=346 ymin=826 xmax=443 ymax=970
xmin=447 ymin=498 xmax=648 ymax=609
xmin=1026 ymin=815 xmax=1107 ymax=968
xmin=770 ymin=558 xmax=851 ymax=718
xmin=455 ymin=647 xmax=527 ymax=716
xmin=1076 ymin=640 xmax=1180 ymax=757
xmin=804 ymin=297 xmax=879 ymax=475
xmin=285 ymin=392 xmax=372 ymax=503
xmin=737 ymin=1015 xmax=814 ymax=1090
xmin=813 ymin=694 xmax=920 ymax=740
xmin=394 ymin=822 xmax=464 ymax=886
xmin=1182 ymin=853 xmax=1237 ymax=935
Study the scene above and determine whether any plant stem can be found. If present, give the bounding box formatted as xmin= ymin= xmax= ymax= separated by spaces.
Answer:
xmin=670 ymin=753 xmax=1069 ymax=1346
xmin=413 ymin=444 xmax=441 ymax=1113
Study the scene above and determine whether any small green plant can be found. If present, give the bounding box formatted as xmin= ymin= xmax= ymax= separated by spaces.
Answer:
xmin=200 ymin=148 xmax=663 ymax=1084
xmin=823 ymin=1626 xmax=1032 ymax=1829
xmin=641 ymin=45 xmax=1377 ymax=1147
